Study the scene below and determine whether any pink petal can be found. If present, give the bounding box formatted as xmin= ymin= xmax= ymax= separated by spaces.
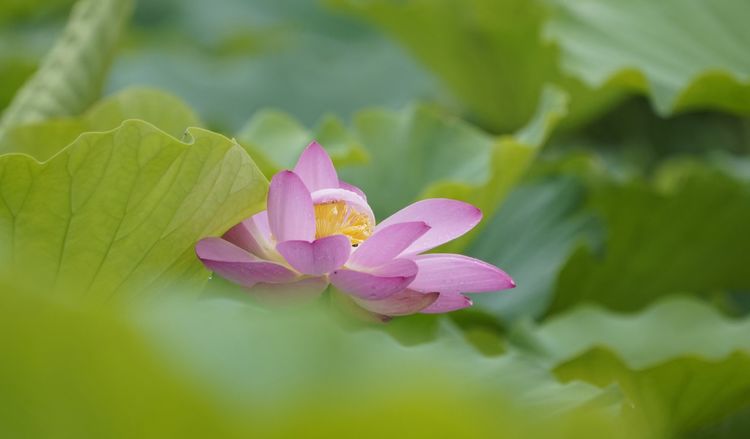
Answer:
xmin=248 ymin=277 xmax=329 ymax=306
xmin=375 ymin=199 xmax=482 ymax=255
xmin=249 ymin=211 xmax=272 ymax=242
xmin=329 ymin=290 xmax=392 ymax=323
xmin=339 ymin=180 xmax=367 ymax=200
xmin=330 ymin=258 xmax=418 ymax=300
xmin=353 ymin=289 xmax=439 ymax=316
xmin=276 ymin=235 xmax=351 ymax=275
xmin=348 ymin=221 xmax=431 ymax=268
xmin=420 ymin=293 xmax=473 ymax=314
xmin=222 ymin=211 xmax=273 ymax=258
xmin=408 ymin=254 xmax=515 ymax=294
xmin=267 ymin=171 xmax=315 ymax=242
xmin=311 ymin=187 xmax=375 ymax=225
xmin=293 ymin=141 xmax=339 ymax=192
xmin=196 ymin=238 xmax=297 ymax=287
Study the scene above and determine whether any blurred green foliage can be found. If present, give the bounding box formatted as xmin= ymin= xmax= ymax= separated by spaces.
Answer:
xmin=467 ymin=176 xmax=600 ymax=321
xmin=2 ymin=0 xmax=750 ymax=437
xmin=0 ymin=0 xmax=133 ymax=141
xmin=112 ymin=0 xmax=440 ymax=132
xmin=548 ymin=0 xmax=750 ymax=116
xmin=331 ymin=0 xmax=628 ymax=133
xmin=527 ymin=298 xmax=750 ymax=437
xmin=236 ymin=109 xmax=368 ymax=178
xmin=0 ymin=282 xmax=637 ymax=438
xmin=334 ymin=0 xmax=750 ymax=132
xmin=548 ymin=165 xmax=750 ymax=315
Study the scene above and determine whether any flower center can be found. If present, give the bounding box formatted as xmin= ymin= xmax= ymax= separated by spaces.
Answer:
xmin=314 ymin=201 xmax=373 ymax=246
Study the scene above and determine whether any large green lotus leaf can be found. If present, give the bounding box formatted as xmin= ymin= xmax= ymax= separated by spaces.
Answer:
xmin=525 ymin=297 xmax=750 ymax=437
xmin=0 ymin=120 xmax=267 ymax=298
xmin=548 ymin=0 xmax=750 ymax=116
xmin=331 ymin=0 xmax=621 ymax=133
xmin=0 ymin=87 xmax=202 ymax=160
xmin=547 ymin=166 xmax=750 ymax=315
xmin=0 ymin=0 xmax=133 ymax=141
xmin=236 ymin=109 xmax=368 ymax=178
xmin=467 ymin=177 xmax=600 ymax=322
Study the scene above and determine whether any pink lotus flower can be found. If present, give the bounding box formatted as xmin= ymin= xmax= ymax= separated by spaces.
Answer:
xmin=196 ymin=142 xmax=514 ymax=317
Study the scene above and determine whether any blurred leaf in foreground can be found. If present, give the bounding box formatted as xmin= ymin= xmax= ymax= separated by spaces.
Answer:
xmin=0 ymin=120 xmax=266 ymax=298
xmin=0 ymin=87 xmax=201 ymax=160
xmin=0 ymin=278 xmax=638 ymax=438
xmin=0 ymin=284 xmax=242 ymax=438
xmin=136 ymin=293 xmax=633 ymax=438
xmin=524 ymin=297 xmax=750 ymax=438
xmin=548 ymin=0 xmax=750 ymax=116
